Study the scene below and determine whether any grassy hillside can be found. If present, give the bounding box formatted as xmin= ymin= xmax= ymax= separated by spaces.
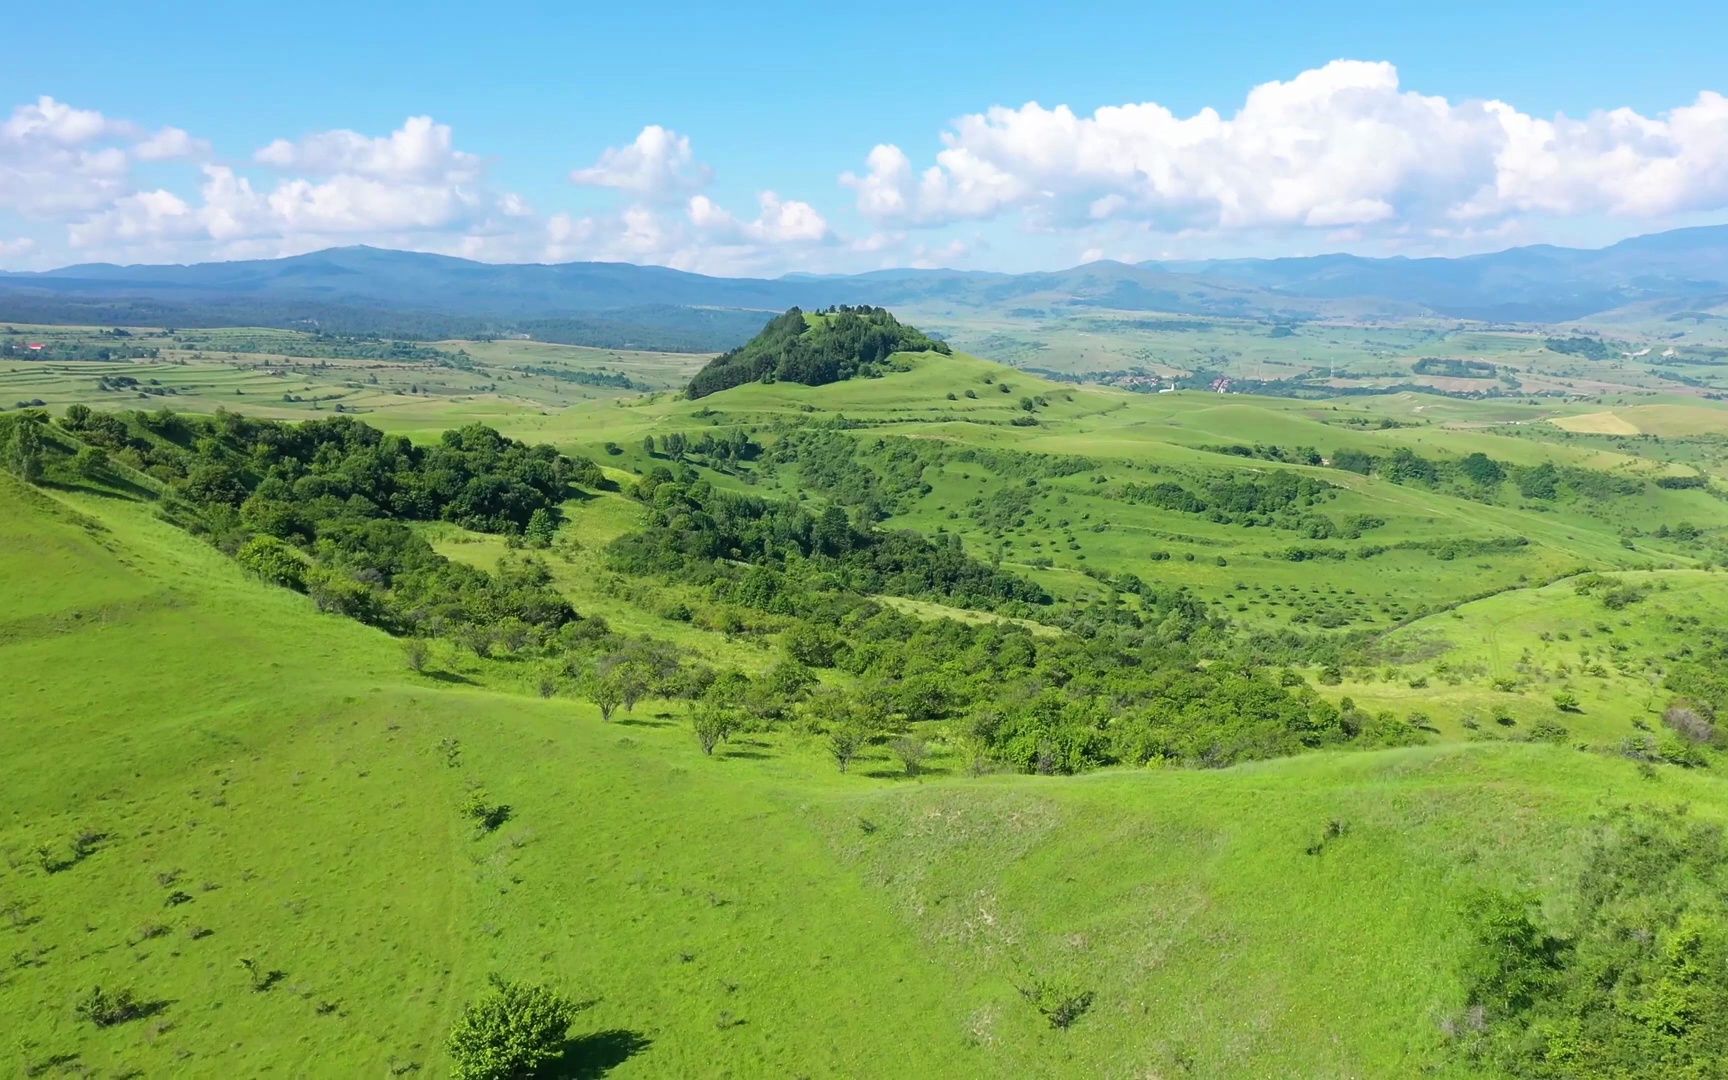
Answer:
xmin=6 ymin=471 xmax=1727 ymax=1077
xmin=7 ymin=321 xmax=1728 ymax=1076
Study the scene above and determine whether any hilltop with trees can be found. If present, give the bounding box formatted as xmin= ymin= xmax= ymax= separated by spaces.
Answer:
xmin=685 ymin=306 xmax=949 ymax=399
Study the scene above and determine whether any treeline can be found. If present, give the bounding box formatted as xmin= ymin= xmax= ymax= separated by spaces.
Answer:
xmin=174 ymin=331 xmax=467 ymax=365
xmin=46 ymin=406 xmax=604 ymax=640
xmin=609 ymin=470 xmax=1050 ymax=613
xmin=1117 ymin=471 xmax=1350 ymax=535
xmin=1543 ymin=335 xmax=1617 ymax=360
xmin=1328 ymin=445 xmax=1647 ymax=502
xmin=1412 ymin=357 xmax=1496 ymax=378
xmin=5 ymin=405 xmax=1441 ymax=776
xmin=760 ymin=426 xmax=1095 ymax=523
xmin=515 ymin=365 xmax=639 ymax=390
xmin=0 ymin=337 xmax=160 ymax=362
xmin=686 ymin=306 xmax=949 ymax=399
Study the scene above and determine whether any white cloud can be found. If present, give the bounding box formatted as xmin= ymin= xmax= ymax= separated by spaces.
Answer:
xmin=570 ymin=125 xmax=711 ymax=199
xmin=1 ymin=98 xmax=137 ymax=216
xmin=0 ymin=236 xmax=35 ymax=259
xmin=254 ymin=116 xmax=480 ymax=183
xmin=2 ymin=96 xmax=123 ymax=145
xmin=843 ymin=60 xmax=1728 ymax=236
xmin=69 ymin=158 xmax=486 ymax=253
xmin=687 ymin=190 xmax=830 ymax=244
xmin=134 ymin=126 xmax=210 ymax=162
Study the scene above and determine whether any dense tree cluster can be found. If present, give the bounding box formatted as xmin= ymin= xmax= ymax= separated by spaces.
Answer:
xmin=685 ymin=306 xmax=950 ymax=399
xmin=513 ymin=365 xmax=638 ymax=390
xmin=610 ymin=470 xmax=1050 ymax=612
xmin=56 ymin=407 xmax=601 ymax=638
xmin=1411 ymin=357 xmax=1497 ymax=378
xmin=1543 ymin=335 xmax=1617 ymax=361
xmin=657 ymin=580 xmax=1406 ymax=773
xmin=1118 ymin=471 xmax=1346 ymax=534
xmin=1455 ymin=806 xmax=1728 ymax=1075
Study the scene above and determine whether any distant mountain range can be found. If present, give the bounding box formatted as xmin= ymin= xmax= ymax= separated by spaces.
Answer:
xmin=4 ymin=225 xmax=1727 ymax=349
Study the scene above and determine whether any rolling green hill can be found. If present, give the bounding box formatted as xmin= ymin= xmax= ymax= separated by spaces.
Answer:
xmin=6 ymin=323 xmax=1728 ymax=1076
xmin=684 ymin=306 xmax=948 ymax=399
xmin=6 ymin=467 xmax=1728 ymax=1077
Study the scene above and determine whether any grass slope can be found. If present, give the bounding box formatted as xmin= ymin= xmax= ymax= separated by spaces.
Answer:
xmin=6 ymin=465 xmax=1728 ymax=1076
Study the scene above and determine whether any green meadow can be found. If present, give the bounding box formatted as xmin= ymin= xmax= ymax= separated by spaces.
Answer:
xmin=7 ymin=471 xmax=1728 ymax=1077
xmin=5 ymin=316 xmax=1728 ymax=1076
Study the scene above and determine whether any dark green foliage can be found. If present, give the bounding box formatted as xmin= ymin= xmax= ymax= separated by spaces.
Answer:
xmin=511 ymin=365 xmax=639 ymax=390
xmin=74 ymin=986 xmax=150 ymax=1027
xmin=1016 ymin=978 xmax=1095 ymax=1030
xmin=1 ymin=413 xmax=45 ymax=483
xmin=1457 ymin=452 xmax=1505 ymax=487
xmin=1544 ymin=335 xmax=1616 ymax=360
xmin=460 ymin=790 xmax=511 ymax=834
xmin=446 ymin=975 xmax=577 ymax=1080
xmin=1656 ymin=474 xmax=1708 ymax=490
xmin=71 ymin=408 xmax=596 ymax=640
xmin=686 ymin=306 xmax=949 ymax=399
xmin=1118 ymin=471 xmax=1338 ymax=533
xmin=1412 ymin=357 xmax=1497 ymax=378
xmin=1454 ymin=807 xmax=1728 ymax=1077
xmin=611 ymin=474 xmax=1049 ymax=613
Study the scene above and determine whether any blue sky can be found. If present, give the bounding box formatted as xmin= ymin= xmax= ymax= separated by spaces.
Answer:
xmin=4 ymin=0 xmax=1728 ymax=274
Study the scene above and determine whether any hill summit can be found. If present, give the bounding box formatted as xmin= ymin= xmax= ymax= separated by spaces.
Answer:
xmin=684 ymin=305 xmax=949 ymax=399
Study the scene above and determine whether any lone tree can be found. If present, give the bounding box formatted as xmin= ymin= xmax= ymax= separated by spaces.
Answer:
xmin=585 ymin=671 xmax=622 ymax=722
xmin=888 ymin=734 xmax=929 ymax=777
xmin=829 ymin=721 xmax=869 ymax=774
xmin=5 ymin=417 xmax=44 ymax=484
xmin=691 ymin=703 xmax=735 ymax=755
xmin=446 ymin=975 xmax=577 ymax=1080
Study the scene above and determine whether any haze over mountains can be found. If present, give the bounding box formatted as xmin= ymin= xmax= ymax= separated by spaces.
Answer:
xmin=4 ymin=224 xmax=1727 ymax=348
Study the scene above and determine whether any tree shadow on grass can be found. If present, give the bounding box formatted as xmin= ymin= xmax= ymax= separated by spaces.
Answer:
xmin=546 ymin=1028 xmax=652 ymax=1078
xmin=43 ymin=477 xmax=155 ymax=503
xmin=860 ymin=767 xmax=952 ymax=780
xmin=423 ymin=669 xmax=477 ymax=685
xmin=720 ymin=749 xmax=772 ymax=761
xmin=614 ymin=717 xmax=672 ymax=728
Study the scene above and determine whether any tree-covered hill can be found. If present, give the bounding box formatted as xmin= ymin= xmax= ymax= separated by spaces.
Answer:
xmin=684 ymin=306 xmax=949 ymax=399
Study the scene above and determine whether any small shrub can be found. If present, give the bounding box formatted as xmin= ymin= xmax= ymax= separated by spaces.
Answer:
xmin=403 ymin=639 xmax=430 ymax=673
xmin=446 ymin=975 xmax=577 ymax=1080
xmin=460 ymin=789 xmax=511 ymax=833
xmin=1016 ymin=977 xmax=1095 ymax=1030
xmin=1526 ymin=719 xmax=1570 ymax=744
xmin=74 ymin=986 xmax=147 ymax=1027
xmin=888 ymin=734 xmax=929 ymax=777
xmin=1552 ymin=691 xmax=1580 ymax=713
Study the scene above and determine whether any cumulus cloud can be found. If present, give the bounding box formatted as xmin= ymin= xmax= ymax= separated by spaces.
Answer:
xmin=843 ymin=60 xmax=1728 ymax=236
xmin=570 ymin=125 xmax=711 ymax=199
xmin=687 ymin=191 xmax=830 ymax=244
xmin=2 ymin=96 xmax=123 ymax=145
xmin=254 ymin=116 xmax=480 ymax=183
xmin=134 ymin=126 xmax=211 ymax=162
xmin=70 ymin=158 xmax=488 ymax=253
xmin=1 ymin=98 xmax=139 ymax=216
xmin=0 ymin=236 xmax=35 ymax=259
